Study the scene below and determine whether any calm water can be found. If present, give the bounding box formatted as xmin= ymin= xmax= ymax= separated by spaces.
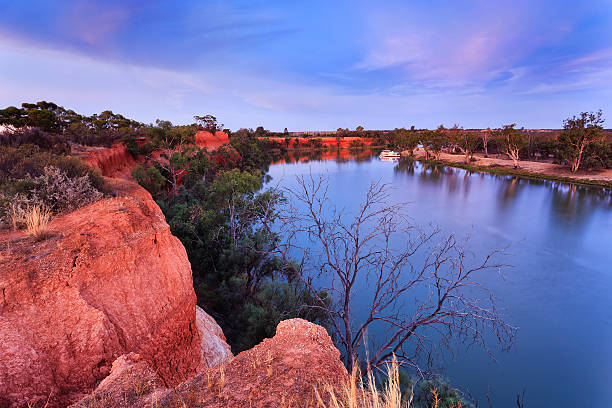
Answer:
xmin=266 ymin=153 xmax=612 ymax=407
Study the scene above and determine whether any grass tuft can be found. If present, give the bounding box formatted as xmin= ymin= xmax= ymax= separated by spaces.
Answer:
xmin=25 ymin=204 xmax=51 ymax=240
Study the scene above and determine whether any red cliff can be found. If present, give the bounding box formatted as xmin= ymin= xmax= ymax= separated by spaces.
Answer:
xmin=0 ymin=179 xmax=231 ymax=407
xmin=78 ymin=142 xmax=138 ymax=178
xmin=195 ymin=131 xmax=229 ymax=150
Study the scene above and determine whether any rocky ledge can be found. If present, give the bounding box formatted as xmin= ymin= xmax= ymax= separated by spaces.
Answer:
xmin=72 ymin=318 xmax=349 ymax=408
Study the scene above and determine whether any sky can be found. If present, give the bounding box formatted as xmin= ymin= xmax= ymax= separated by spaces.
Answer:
xmin=1 ymin=0 xmax=611 ymax=130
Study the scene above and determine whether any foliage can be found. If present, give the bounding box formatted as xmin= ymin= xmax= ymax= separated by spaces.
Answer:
xmin=0 ymin=145 xmax=107 ymax=226
xmin=556 ymin=110 xmax=605 ymax=172
xmin=0 ymin=145 xmax=107 ymax=194
xmin=391 ymin=128 xmax=419 ymax=156
xmin=493 ymin=124 xmax=526 ymax=168
xmin=421 ymin=126 xmax=448 ymax=159
xmin=131 ymin=136 xmax=328 ymax=352
xmin=229 ymin=129 xmax=273 ymax=171
xmin=194 ymin=114 xmax=223 ymax=132
xmin=318 ymin=355 xmax=471 ymax=408
xmin=0 ymin=127 xmax=70 ymax=154
xmin=451 ymin=128 xmax=479 ymax=163
xmin=0 ymin=101 xmax=144 ymax=146
xmin=27 ymin=166 xmax=103 ymax=213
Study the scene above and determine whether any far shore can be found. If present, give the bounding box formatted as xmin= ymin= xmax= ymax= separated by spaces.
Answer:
xmin=402 ymin=147 xmax=612 ymax=188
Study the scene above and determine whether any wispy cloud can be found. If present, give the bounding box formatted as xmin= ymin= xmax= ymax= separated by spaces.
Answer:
xmin=0 ymin=0 xmax=611 ymax=129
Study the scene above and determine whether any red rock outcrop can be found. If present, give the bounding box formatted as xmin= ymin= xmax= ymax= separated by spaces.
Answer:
xmin=72 ymin=319 xmax=349 ymax=408
xmin=0 ymin=179 xmax=231 ymax=407
xmin=77 ymin=142 xmax=138 ymax=178
xmin=195 ymin=131 xmax=229 ymax=150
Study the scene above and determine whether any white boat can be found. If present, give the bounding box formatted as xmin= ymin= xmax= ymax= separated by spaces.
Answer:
xmin=379 ymin=150 xmax=400 ymax=160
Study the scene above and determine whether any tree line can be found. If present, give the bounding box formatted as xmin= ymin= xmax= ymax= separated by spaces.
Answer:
xmin=388 ymin=110 xmax=608 ymax=173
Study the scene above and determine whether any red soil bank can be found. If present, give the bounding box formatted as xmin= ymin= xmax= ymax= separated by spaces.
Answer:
xmin=81 ymin=142 xmax=138 ymax=178
xmin=0 ymin=179 xmax=231 ymax=407
xmin=195 ymin=130 xmax=229 ymax=150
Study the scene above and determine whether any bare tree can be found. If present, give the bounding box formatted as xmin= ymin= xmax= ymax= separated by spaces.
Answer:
xmin=276 ymin=175 xmax=516 ymax=373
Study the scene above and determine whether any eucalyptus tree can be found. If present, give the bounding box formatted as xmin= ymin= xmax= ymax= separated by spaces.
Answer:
xmin=494 ymin=124 xmax=526 ymax=168
xmin=454 ymin=129 xmax=480 ymax=163
xmin=557 ymin=110 xmax=605 ymax=172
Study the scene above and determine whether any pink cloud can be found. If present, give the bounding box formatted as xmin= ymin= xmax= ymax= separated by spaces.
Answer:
xmin=58 ymin=0 xmax=131 ymax=47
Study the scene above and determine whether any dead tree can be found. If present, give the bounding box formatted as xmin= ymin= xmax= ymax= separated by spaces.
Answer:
xmin=277 ymin=174 xmax=516 ymax=373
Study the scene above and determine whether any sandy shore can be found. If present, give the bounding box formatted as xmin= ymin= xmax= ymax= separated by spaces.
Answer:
xmin=404 ymin=147 xmax=612 ymax=186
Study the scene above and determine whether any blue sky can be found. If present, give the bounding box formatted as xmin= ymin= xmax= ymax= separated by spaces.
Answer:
xmin=1 ymin=0 xmax=611 ymax=130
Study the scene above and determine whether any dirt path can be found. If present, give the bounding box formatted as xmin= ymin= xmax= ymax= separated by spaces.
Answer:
xmin=406 ymin=147 xmax=612 ymax=185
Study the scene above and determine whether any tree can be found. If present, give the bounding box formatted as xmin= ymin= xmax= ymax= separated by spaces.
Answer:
xmin=494 ymin=124 xmax=526 ymax=168
xmin=454 ymin=129 xmax=480 ymax=163
xmin=556 ymin=110 xmax=605 ymax=172
xmin=392 ymin=128 xmax=419 ymax=156
xmin=356 ymin=125 xmax=364 ymax=132
xmin=277 ymin=176 xmax=516 ymax=373
xmin=145 ymin=126 xmax=197 ymax=197
xmin=421 ymin=126 xmax=448 ymax=160
xmin=481 ymin=129 xmax=492 ymax=157
xmin=194 ymin=114 xmax=223 ymax=133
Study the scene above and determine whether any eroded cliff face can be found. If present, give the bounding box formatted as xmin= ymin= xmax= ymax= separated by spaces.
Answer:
xmin=72 ymin=319 xmax=350 ymax=408
xmin=0 ymin=179 xmax=231 ymax=407
xmin=194 ymin=131 xmax=229 ymax=150
xmin=78 ymin=142 xmax=138 ymax=178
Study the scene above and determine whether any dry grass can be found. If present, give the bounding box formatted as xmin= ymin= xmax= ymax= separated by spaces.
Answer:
xmin=10 ymin=202 xmax=52 ymax=239
xmin=9 ymin=202 xmax=27 ymax=230
xmin=25 ymin=204 xmax=52 ymax=240
xmin=315 ymin=356 xmax=410 ymax=408
xmin=316 ymin=356 xmax=466 ymax=408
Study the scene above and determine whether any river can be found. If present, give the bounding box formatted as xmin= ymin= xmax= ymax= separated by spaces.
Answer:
xmin=266 ymin=152 xmax=612 ymax=407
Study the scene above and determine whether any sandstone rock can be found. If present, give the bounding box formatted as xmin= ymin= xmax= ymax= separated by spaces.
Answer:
xmin=0 ymin=179 xmax=229 ymax=407
xmin=196 ymin=306 xmax=233 ymax=370
xmin=153 ymin=318 xmax=349 ymax=408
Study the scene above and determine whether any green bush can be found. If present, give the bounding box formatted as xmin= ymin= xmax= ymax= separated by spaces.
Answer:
xmin=0 ymin=145 xmax=108 ymax=226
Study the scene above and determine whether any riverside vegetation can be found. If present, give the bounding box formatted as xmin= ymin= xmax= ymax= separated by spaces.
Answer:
xmin=1 ymin=101 xmax=606 ymax=406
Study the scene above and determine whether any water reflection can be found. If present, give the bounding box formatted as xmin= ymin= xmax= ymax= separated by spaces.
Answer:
xmin=393 ymin=159 xmax=612 ymax=227
xmin=268 ymin=155 xmax=612 ymax=407
xmin=271 ymin=148 xmax=378 ymax=165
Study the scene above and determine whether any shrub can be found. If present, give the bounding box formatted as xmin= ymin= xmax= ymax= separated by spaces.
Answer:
xmin=132 ymin=165 xmax=165 ymax=196
xmin=29 ymin=166 xmax=103 ymax=213
xmin=0 ymin=127 xmax=70 ymax=154
xmin=0 ymin=145 xmax=107 ymax=227
xmin=0 ymin=145 xmax=108 ymax=194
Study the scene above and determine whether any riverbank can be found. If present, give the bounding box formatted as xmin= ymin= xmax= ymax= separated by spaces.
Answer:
xmin=404 ymin=147 xmax=612 ymax=189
